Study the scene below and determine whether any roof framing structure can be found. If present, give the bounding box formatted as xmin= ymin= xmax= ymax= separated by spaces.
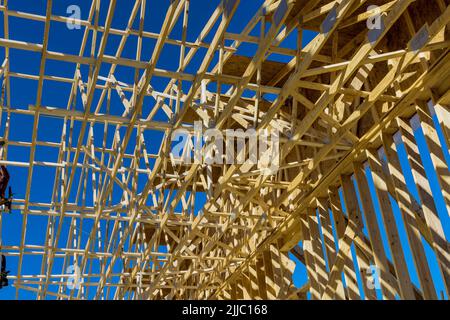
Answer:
xmin=0 ymin=0 xmax=449 ymax=300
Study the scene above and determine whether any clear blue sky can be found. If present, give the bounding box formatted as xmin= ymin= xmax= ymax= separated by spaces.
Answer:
xmin=0 ymin=0 xmax=449 ymax=300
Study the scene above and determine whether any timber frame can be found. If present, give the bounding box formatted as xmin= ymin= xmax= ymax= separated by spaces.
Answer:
xmin=0 ymin=0 xmax=449 ymax=300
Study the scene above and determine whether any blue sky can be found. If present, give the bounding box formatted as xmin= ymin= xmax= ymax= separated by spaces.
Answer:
xmin=0 ymin=0 xmax=449 ymax=300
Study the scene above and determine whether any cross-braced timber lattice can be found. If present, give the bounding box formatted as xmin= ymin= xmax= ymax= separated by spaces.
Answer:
xmin=0 ymin=0 xmax=449 ymax=300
